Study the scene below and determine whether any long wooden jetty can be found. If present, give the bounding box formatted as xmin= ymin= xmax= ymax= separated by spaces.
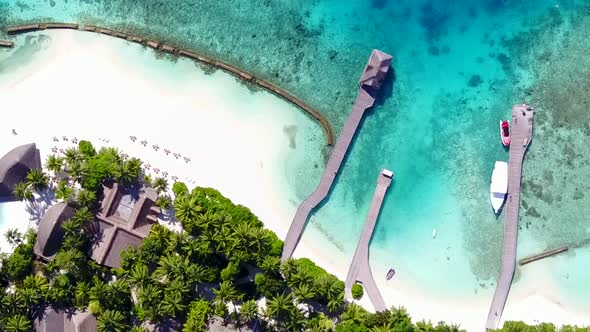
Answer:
xmin=344 ymin=169 xmax=393 ymax=312
xmin=486 ymin=104 xmax=534 ymax=330
xmin=518 ymin=246 xmax=568 ymax=266
xmin=0 ymin=40 xmax=14 ymax=48
xmin=4 ymin=23 xmax=334 ymax=146
xmin=281 ymin=49 xmax=393 ymax=262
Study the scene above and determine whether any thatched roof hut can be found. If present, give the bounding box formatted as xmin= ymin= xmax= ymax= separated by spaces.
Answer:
xmin=35 ymin=307 xmax=96 ymax=332
xmin=34 ymin=202 xmax=75 ymax=261
xmin=0 ymin=143 xmax=41 ymax=198
xmin=358 ymin=49 xmax=393 ymax=97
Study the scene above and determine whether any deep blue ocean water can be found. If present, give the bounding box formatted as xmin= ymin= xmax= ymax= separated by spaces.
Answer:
xmin=2 ymin=0 xmax=590 ymax=320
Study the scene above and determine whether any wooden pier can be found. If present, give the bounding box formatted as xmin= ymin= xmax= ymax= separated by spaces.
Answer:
xmin=485 ymin=104 xmax=534 ymax=330
xmin=344 ymin=169 xmax=393 ymax=312
xmin=0 ymin=40 xmax=14 ymax=48
xmin=518 ymin=246 xmax=568 ymax=266
xmin=281 ymin=49 xmax=393 ymax=261
xmin=4 ymin=23 xmax=334 ymax=146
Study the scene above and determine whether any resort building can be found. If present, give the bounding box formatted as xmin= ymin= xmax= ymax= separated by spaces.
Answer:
xmin=35 ymin=308 xmax=96 ymax=332
xmin=34 ymin=202 xmax=75 ymax=260
xmin=0 ymin=143 xmax=41 ymax=199
xmin=87 ymin=182 xmax=159 ymax=268
xmin=34 ymin=182 xmax=159 ymax=268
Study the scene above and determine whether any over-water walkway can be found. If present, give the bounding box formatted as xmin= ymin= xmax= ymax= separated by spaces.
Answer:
xmin=344 ymin=169 xmax=393 ymax=312
xmin=485 ymin=104 xmax=534 ymax=330
xmin=281 ymin=49 xmax=393 ymax=261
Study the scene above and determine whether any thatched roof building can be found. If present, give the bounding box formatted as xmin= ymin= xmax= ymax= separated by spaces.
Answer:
xmin=34 ymin=202 xmax=75 ymax=260
xmin=35 ymin=308 xmax=96 ymax=332
xmin=87 ymin=183 xmax=158 ymax=268
xmin=0 ymin=143 xmax=41 ymax=198
xmin=34 ymin=183 xmax=159 ymax=268
xmin=358 ymin=49 xmax=393 ymax=97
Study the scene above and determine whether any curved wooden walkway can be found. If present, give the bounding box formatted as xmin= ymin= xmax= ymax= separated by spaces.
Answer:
xmin=281 ymin=49 xmax=393 ymax=261
xmin=344 ymin=170 xmax=393 ymax=312
xmin=485 ymin=104 xmax=534 ymax=330
xmin=3 ymin=23 xmax=334 ymax=146
xmin=0 ymin=40 xmax=14 ymax=47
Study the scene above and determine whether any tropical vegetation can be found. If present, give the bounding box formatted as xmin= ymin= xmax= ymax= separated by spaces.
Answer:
xmin=0 ymin=139 xmax=585 ymax=331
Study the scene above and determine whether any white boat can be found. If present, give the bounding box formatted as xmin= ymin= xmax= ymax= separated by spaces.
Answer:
xmin=490 ymin=161 xmax=508 ymax=214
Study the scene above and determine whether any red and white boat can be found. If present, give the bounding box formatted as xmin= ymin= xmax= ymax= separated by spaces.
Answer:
xmin=500 ymin=120 xmax=510 ymax=147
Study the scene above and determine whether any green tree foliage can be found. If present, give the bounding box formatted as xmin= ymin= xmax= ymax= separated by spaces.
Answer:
xmin=239 ymin=300 xmax=258 ymax=324
xmin=4 ymin=229 xmax=22 ymax=247
xmin=153 ymin=177 xmax=169 ymax=194
xmin=2 ymin=314 xmax=32 ymax=332
xmin=220 ymin=262 xmax=239 ymax=283
xmin=25 ymin=169 xmax=48 ymax=191
xmin=1 ymin=242 xmax=33 ymax=282
xmin=45 ymin=155 xmax=64 ymax=173
xmin=172 ymin=181 xmax=189 ymax=197
xmin=78 ymin=140 xmax=97 ymax=158
xmin=12 ymin=182 xmax=32 ymax=201
xmin=352 ymin=283 xmax=364 ymax=300
xmin=97 ymin=310 xmax=128 ymax=332
xmin=54 ymin=180 xmax=74 ymax=202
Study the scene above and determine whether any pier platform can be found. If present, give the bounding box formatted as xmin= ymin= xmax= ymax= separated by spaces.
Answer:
xmin=485 ymin=104 xmax=534 ymax=330
xmin=344 ymin=169 xmax=393 ymax=312
xmin=281 ymin=49 xmax=393 ymax=261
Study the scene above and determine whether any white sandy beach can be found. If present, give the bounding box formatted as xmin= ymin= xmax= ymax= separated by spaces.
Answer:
xmin=0 ymin=29 xmax=588 ymax=331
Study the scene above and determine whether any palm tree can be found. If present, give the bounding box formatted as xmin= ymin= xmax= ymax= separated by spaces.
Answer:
xmin=292 ymin=283 xmax=315 ymax=303
xmin=46 ymin=155 xmax=64 ymax=174
xmin=239 ymin=300 xmax=259 ymax=324
xmin=75 ymin=281 xmax=90 ymax=309
xmin=327 ymin=293 xmax=344 ymax=313
xmin=97 ymin=310 xmax=128 ymax=332
xmin=12 ymin=182 xmax=32 ymax=201
xmin=280 ymin=258 xmax=298 ymax=280
xmin=21 ymin=275 xmax=49 ymax=307
xmin=128 ymin=264 xmax=150 ymax=289
xmin=213 ymin=281 xmax=242 ymax=305
xmin=174 ymin=195 xmax=201 ymax=223
xmin=129 ymin=326 xmax=148 ymax=332
xmin=152 ymin=177 xmax=169 ymax=194
xmin=113 ymin=161 xmax=135 ymax=185
xmin=265 ymin=293 xmax=294 ymax=322
xmin=288 ymin=266 xmax=312 ymax=288
xmin=166 ymin=278 xmax=189 ymax=297
xmin=25 ymin=169 xmax=48 ymax=191
xmin=4 ymin=229 xmax=22 ymax=247
xmin=3 ymin=314 xmax=32 ymax=332
xmin=54 ymin=180 xmax=74 ymax=202
xmin=370 ymin=323 xmax=392 ymax=332
xmin=260 ymin=256 xmax=280 ymax=275
xmin=154 ymin=254 xmax=190 ymax=282
xmin=71 ymin=207 xmax=94 ymax=227
xmin=64 ymin=147 xmax=83 ymax=166
xmin=341 ymin=303 xmax=367 ymax=325
xmin=137 ymin=284 xmax=163 ymax=319
xmin=159 ymin=290 xmax=185 ymax=317
xmin=77 ymin=189 xmax=97 ymax=209
xmin=286 ymin=308 xmax=306 ymax=332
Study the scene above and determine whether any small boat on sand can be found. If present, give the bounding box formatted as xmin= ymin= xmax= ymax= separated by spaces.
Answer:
xmin=490 ymin=161 xmax=508 ymax=214
xmin=500 ymin=120 xmax=510 ymax=147
xmin=386 ymin=268 xmax=396 ymax=280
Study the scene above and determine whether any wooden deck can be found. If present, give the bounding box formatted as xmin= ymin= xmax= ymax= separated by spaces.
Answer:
xmin=344 ymin=170 xmax=392 ymax=312
xmin=280 ymin=49 xmax=392 ymax=261
xmin=485 ymin=104 xmax=534 ymax=330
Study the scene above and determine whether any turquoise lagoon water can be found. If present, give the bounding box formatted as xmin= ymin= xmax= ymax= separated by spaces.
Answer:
xmin=2 ymin=0 xmax=590 ymax=318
